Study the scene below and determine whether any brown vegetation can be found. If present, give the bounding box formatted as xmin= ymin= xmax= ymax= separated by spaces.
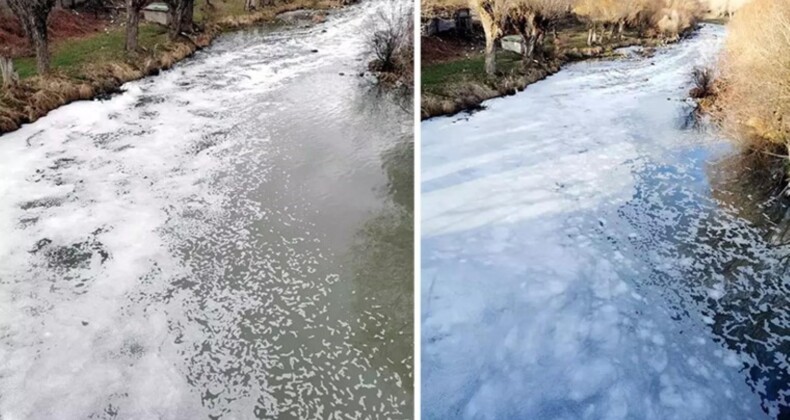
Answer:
xmin=462 ymin=0 xmax=704 ymax=75
xmin=714 ymin=0 xmax=790 ymax=176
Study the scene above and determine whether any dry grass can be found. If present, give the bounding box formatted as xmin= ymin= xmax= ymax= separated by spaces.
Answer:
xmin=653 ymin=0 xmax=703 ymax=37
xmin=717 ymin=0 xmax=790 ymax=158
xmin=699 ymin=0 xmax=750 ymax=17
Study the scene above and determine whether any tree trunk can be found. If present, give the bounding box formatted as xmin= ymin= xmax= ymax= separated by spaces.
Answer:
xmin=519 ymin=33 xmax=531 ymax=61
xmin=587 ymin=26 xmax=593 ymax=46
xmin=181 ymin=0 xmax=193 ymax=30
xmin=168 ymin=0 xmax=194 ymax=41
xmin=0 ymin=57 xmax=18 ymax=88
xmin=522 ymin=26 xmax=540 ymax=61
xmin=30 ymin=16 xmax=50 ymax=74
xmin=7 ymin=0 xmax=55 ymax=75
xmin=484 ymin=36 xmax=496 ymax=75
xmin=617 ymin=20 xmax=625 ymax=40
xmin=125 ymin=0 xmax=140 ymax=51
xmin=245 ymin=0 xmax=254 ymax=11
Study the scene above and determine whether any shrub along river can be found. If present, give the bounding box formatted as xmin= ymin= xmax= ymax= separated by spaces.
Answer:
xmin=0 ymin=3 xmax=413 ymax=419
xmin=422 ymin=24 xmax=789 ymax=420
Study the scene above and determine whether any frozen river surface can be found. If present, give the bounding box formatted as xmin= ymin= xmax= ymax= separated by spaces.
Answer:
xmin=0 ymin=3 xmax=413 ymax=419
xmin=422 ymin=25 xmax=789 ymax=419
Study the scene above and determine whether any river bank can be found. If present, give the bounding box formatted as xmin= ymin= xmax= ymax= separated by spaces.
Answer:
xmin=421 ymin=23 xmax=698 ymax=120
xmin=0 ymin=0 xmax=345 ymax=135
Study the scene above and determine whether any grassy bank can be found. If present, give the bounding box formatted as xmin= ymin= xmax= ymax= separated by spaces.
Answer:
xmin=0 ymin=0 xmax=341 ymax=135
xmin=421 ymin=22 xmax=672 ymax=119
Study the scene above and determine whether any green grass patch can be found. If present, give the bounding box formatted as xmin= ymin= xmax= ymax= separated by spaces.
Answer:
xmin=422 ymin=50 xmax=522 ymax=93
xmin=13 ymin=24 xmax=168 ymax=79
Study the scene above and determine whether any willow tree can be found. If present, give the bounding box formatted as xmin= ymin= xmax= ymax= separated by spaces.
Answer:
xmin=507 ymin=0 xmax=571 ymax=60
xmin=165 ymin=0 xmax=195 ymax=40
xmin=8 ymin=0 xmax=56 ymax=74
xmin=125 ymin=0 xmax=152 ymax=51
xmin=574 ymin=0 xmax=613 ymax=45
xmin=470 ymin=0 xmax=509 ymax=75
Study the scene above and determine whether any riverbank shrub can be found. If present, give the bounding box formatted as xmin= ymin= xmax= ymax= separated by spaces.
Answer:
xmin=368 ymin=0 xmax=414 ymax=83
xmin=652 ymin=0 xmax=703 ymax=37
xmin=717 ymin=0 xmax=790 ymax=160
xmin=690 ymin=66 xmax=713 ymax=98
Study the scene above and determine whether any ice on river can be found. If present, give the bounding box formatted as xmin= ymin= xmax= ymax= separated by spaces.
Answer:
xmin=0 ymin=3 xmax=411 ymax=419
xmin=422 ymin=25 xmax=788 ymax=419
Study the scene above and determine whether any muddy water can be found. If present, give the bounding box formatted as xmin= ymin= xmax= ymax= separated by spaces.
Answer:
xmin=0 ymin=4 xmax=413 ymax=419
xmin=422 ymin=25 xmax=789 ymax=419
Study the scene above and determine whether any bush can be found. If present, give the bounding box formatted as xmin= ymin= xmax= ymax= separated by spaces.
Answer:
xmin=717 ymin=0 xmax=790 ymax=154
xmin=690 ymin=66 xmax=713 ymax=98
xmin=369 ymin=0 xmax=413 ymax=74
xmin=652 ymin=0 xmax=702 ymax=37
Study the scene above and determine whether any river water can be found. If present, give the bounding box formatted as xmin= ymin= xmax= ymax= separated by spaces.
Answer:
xmin=422 ymin=25 xmax=789 ymax=419
xmin=0 ymin=3 xmax=413 ymax=419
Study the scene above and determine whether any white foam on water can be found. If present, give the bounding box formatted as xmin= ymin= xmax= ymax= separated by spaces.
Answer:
xmin=0 ymin=3 xmax=411 ymax=419
xmin=422 ymin=25 xmax=783 ymax=419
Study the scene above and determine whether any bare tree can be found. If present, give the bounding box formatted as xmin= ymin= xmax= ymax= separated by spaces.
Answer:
xmin=164 ymin=0 xmax=195 ymax=40
xmin=574 ymin=0 xmax=621 ymax=45
xmin=368 ymin=0 xmax=413 ymax=72
xmin=508 ymin=0 xmax=571 ymax=61
xmin=470 ymin=0 xmax=508 ymax=75
xmin=125 ymin=0 xmax=152 ymax=51
xmin=7 ymin=0 xmax=56 ymax=75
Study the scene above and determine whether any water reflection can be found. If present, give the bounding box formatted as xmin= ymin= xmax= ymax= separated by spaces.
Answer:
xmin=349 ymin=133 xmax=414 ymax=385
xmin=706 ymin=152 xmax=790 ymax=417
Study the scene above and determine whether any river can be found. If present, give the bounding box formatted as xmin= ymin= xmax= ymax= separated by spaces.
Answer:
xmin=0 ymin=3 xmax=413 ymax=419
xmin=422 ymin=24 xmax=789 ymax=419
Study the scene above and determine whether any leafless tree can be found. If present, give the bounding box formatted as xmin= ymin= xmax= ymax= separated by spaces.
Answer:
xmin=470 ymin=0 xmax=508 ymax=75
xmin=125 ymin=0 xmax=152 ymax=51
xmin=508 ymin=0 xmax=571 ymax=61
xmin=369 ymin=0 xmax=413 ymax=72
xmin=164 ymin=0 xmax=194 ymax=40
xmin=7 ymin=0 xmax=56 ymax=75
